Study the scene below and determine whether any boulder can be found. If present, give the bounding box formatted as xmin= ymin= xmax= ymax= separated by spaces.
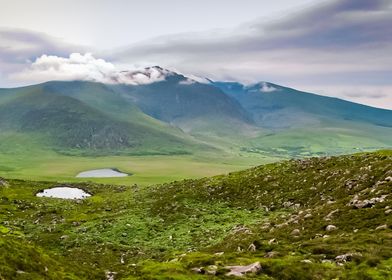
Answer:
xmin=225 ymin=262 xmax=262 ymax=277
xmin=291 ymin=229 xmax=301 ymax=236
xmin=325 ymin=225 xmax=337 ymax=232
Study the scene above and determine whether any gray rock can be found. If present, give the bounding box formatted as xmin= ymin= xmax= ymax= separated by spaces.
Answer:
xmin=291 ymin=229 xmax=301 ymax=236
xmin=348 ymin=195 xmax=388 ymax=209
xmin=335 ymin=253 xmax=362 ymax=264
xmin=325 ymin=225 xmax=337 ymax=232
xmin=376 ymin=224 xmax=388 ymax=230
xmin=225 ymin=262 xmax=262 ymax=277
xmin=248 ymin=243 xmax=256 ymax=252
xmin=205 ymin=265 xmax=218 ymax=275
xmin=0 ymin=178 xmax=8 ymax=187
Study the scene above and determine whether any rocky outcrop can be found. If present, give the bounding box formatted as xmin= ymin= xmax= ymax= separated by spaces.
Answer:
xmin=348 ymin=195 xmax=387 ymax=209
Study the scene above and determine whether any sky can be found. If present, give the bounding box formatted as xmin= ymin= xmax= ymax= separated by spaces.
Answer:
xmin=0 ymin=0 xmax=391 ymax=109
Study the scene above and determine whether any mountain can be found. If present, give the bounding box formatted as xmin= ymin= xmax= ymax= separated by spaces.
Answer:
xmin=212 ymin=81 xmax=392 ymax=128
xmin=212 ymin=81 xmax=392 ymax=156
xmin=110 ymin=66 xmax=253 ymax=137
xmin=1 ymin=150 xmax=392 ymax=279
xmin=0 ymin=66 xmax=391 ymax=158
xmin=0 ymin=81 xmax=205 ymax=156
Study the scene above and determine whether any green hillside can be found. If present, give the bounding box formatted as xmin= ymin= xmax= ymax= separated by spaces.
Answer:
xmin=1 ymin=151 xmax=392 ymax=279
xmin=0 ymin=82 xmax=206 ymax=156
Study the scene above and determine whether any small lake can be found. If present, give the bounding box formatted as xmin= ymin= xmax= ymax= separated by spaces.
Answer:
xmin=76 ymin=168 xmax=129 ymax=178
xmin=36 ymin=187 xmax=91 ymax=199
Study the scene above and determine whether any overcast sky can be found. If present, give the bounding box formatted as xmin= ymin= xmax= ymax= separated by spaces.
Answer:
xmin=0 ymin=0 xmax=391 ymax=109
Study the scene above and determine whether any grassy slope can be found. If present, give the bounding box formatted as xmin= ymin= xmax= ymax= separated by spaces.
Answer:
xmin=1 ymin=150 xmax=391 ymax=279
xmin=0 ymin=82 xmax=206 ymax=156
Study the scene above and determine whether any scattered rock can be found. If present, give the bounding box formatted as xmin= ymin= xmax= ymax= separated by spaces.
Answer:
xmin=248 ymin=243 xmax=256 ymax=252
xmin=385 ymin=209 xmax=392 ymax=215
xmin=268 ymin=238 xmax=277 ymax=245
xmin=105 ymin=271 xmax=117 ymax=280
xmin=225 ymin=262 xmax=262 ymax=277
xmin=291 ymin=229 xmax=301 ymax=236
xmin=304 ymin=213 xmax=312 ymax=219
xmin=348 ymin=195 xmax=387 ymax=209
xmin=0 ymin=178 xmax=8 ymax=187
xmin=264 ymin=251 xmax=278 ymax=258
xmin=60 ymin=235 xmax=69 ymax=240
xmin=191 ymin=267 xmax=203 ymax=274
xmin=214 ymin=252 xmax=224 ymax=256
xmin=301 ymin=259 xmax=312 ymax=264
xmin=376 ymin=224 xmax=388 ymax=230
xmin=325 ymin=225 xmax=337 ymax=232
xmin=324 ymin=209 xmax=339 ymax=221
xmin=335 ymin=253 xmax=362 ymax=264
xmin=231 ymin=225 xmax=252 ymax=234
xmin=205 ymin=265 xmax=218 ymax=275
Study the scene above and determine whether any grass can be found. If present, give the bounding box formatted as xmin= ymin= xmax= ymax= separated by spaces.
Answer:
xmin=0 ymin=132 xmax=276 ymax=185
xmin=0 ymin=150 xmax=392 ymax=279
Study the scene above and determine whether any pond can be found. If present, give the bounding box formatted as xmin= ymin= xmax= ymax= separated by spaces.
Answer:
xmin=76 ymin=168 xmax=129 ymax=178
xmin=36 ymin=187 xmax=91 ymax=199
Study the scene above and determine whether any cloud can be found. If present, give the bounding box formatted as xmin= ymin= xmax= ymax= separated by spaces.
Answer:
xmin=0 ymin=28 xmax=86 ymax=86
xmin=259 ymin=82 xmax=278 ymax=93
xmin=12 ymin=53 xmax=173 ymax=85
xmin=110 ymin=0 xmax=392 ymax=85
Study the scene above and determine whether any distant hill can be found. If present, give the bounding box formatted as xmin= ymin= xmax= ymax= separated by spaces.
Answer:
xmin=0 ymin=81 xmax=205 ymax=155
xmin=0 ymin=67 xmax=391 ymax=157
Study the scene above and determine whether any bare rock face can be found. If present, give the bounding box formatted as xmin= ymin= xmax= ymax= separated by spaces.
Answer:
xmin=225 ymin=262 xmax=262 ymax=277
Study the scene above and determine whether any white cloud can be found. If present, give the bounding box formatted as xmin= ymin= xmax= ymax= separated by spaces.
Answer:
xmin=12 ymin=53 xmax=171 ymax=85
xmin=259 ymin=82 xmax=278 ymax=93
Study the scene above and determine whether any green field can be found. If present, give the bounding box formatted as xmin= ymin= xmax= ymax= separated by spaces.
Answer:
xmin=1 ymin=128 xmax=389 ymax=186
xmin=0 ymin=132 xmax=278 ymax=185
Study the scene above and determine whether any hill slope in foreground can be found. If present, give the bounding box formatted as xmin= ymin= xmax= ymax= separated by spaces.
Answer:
xmin=1 ymin=150 xmax=392 ymax=279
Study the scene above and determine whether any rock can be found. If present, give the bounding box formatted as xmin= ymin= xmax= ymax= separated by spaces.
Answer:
xmin=248 ymin=243 xmax=256 ymax=252
xmin=335 ymin=253 xmax=362 ymax=264
xmin=231 ymin=225 xmax=252 ymax=234
xmin=205 ymin=265 xmax=218 ymax=275
xmin=385 ymin=209 xmax=392 ymax=215
xmin=60 ymin=235 xmax=69 ymax=240
xmin=291 ymin=229 xmax=301 ymax=236
xmin=225 ymin=262 xmax=262 ymax=277
xmin=376 ymin=224 xmax=388 ymax=230
xmin=348 ymin=195 xmax=388 ymax=209
xmin=0 ymin=178 xmax=8 ymax=187
xmin=105 ymin=271 xmax=117 ymax=280
xmin=264 ymin=251 xmax=278 ymax=258
xmin=214 ymin=252 xmax=224 ymax=256
xmin=190 ymin=267 xmax=203 ymax=274
xmin=268 ymin=238 xmax=277 ymax=245
xmin=324 ymin=209 xmax=339 ymax=221
xmin=385 ymin=176 xmax=392 ymax=182
xmin=304 ymin=213 xmax=312 ymax=219
xmin=301 ymin=259 xmax=312 ymax=264
xmin=325 ymin=225 xmax=337 ymax=232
